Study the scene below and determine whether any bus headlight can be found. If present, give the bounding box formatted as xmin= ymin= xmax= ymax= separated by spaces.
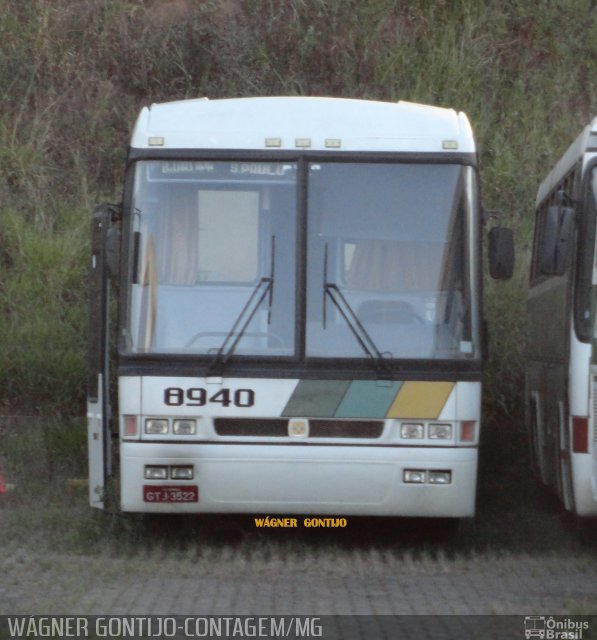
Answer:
xmin=404 ymin=469 xmax=426 ymax=483
xmin=173 ymin=419 xmax=196 ymax=435
xmin=401 ymin=423 xmax=424 ymax=439
xmin=171 ymin=466 xmax=194 ymax=480
xmin=145 ymin=466 xmax=168 ymax=479
xmin=429 ymin=470 xmax=452 ymax=484
xmin=428 ymin=423 xmax=453 ymax=440
xmin=145 ymin=418 xmax=169 ymax=434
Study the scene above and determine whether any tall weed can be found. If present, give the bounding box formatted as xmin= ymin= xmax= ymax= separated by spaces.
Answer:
xmin=0 ymin=0 xmax=595 ymax=420
xmin=0 ymin=208 xmax=88 ymax=412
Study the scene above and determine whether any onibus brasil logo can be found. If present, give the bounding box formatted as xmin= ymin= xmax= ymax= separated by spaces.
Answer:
xmin=524 ymin=616 xmax=590 ymax=639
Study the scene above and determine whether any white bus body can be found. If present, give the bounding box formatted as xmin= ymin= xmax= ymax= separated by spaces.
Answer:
xmin=88 ymin=97 xmax=505 ymax=517
xmin=527 ymin=116 xmax=597 ymax=516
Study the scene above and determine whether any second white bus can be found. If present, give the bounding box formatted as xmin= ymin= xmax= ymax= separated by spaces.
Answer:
xmin=527 ymin=115 xmax=597 ymax=516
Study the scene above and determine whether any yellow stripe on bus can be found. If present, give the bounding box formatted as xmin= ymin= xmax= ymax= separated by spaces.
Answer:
xmin=386 ymin=381 xmax=454 ymax=419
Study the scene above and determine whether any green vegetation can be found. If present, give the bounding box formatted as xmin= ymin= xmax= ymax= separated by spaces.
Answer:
xmin=2 ymin=4 xmax=597 ymax=612
xmin=0 ymin=0 xmax=596 ymax=424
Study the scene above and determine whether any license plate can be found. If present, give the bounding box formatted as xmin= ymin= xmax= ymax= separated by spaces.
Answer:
xmin=143 ymin=485 xmax=198 ymax=503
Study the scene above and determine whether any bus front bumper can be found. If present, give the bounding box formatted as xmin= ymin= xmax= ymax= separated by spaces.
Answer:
xmin=120 ymin=441 xmax=478 ymax=517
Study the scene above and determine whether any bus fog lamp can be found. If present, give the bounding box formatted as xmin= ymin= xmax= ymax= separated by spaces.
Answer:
xmin=404 ymin=469 xmax=426 ymax=483
xmin=401 ymin=423 xmax=424 ymax=439
xmin=145 ymin=466 xmax=168 ymax=480
xmin=145 ymin=418 xmax=169 ymax=434
xmin=173 ymin=419 xmax=196 ymax=435
xmin=170 ymin=466 xmax=194 ymax=480
xmin=429 ymin=423 xmax=452 ymax=439
xmin=429 ymin=470 xmax=452 ymax=484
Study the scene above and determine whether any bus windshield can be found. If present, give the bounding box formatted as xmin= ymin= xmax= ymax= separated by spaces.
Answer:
xmin=126 ymin=160 xmax=478 ymax=360
xmin=127 ymin=160 xmax=298 ymax=356
xmin=306 ymin=162 xmax=477 ymax=360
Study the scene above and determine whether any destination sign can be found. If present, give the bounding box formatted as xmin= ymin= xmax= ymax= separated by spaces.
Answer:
xmin=145 ymin=161 xmax=296 ymax=182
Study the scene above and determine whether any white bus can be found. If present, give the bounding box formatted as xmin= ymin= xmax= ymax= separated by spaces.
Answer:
xmin=88 ymin=97 xmax=512 ymax=517
xmin=527 ymin=115 xmax=597 ymax=516
xmin=527 ymin=118 xmax=597 ymax=516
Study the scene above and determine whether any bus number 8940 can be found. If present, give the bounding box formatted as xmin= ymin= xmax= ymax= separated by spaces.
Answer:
xmin=164 ymin=387 xmax=255 ymax=408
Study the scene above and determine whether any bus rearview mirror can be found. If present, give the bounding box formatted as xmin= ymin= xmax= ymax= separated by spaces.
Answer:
xmin=488 ymin=226 xmax=514 ymax=279
xmin=538 ymin=205 xmax=575 ymax=276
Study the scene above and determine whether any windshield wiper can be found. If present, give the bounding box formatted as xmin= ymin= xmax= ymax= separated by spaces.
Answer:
xmin=208 ymin=236 xmax=275 ymax=375
xmin=322 ymin=244 xmax=390 ymax=372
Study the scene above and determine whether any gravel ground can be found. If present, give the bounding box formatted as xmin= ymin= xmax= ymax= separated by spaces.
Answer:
xmin=1 ymin=420 xmax=596 ymax=639
xmin=1 ymin=522 xmax=595 ymax=616
xmin=1 ymin=540 xmax=596 ymax=640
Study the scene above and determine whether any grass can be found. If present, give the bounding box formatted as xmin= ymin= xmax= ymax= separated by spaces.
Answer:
xmin=0 ymin=0 xmax=596 ymax=415
xmin=0 ymin=208 xmax=88 ymax=413
xmin=1 ymin=4 xmax=597 ymax=604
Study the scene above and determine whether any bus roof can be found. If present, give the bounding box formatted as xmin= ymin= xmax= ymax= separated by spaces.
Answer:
xmin=130 ymin=96 xmax=475 ymax=154
xmin=536 ymin=115 xmax=597 ymax=205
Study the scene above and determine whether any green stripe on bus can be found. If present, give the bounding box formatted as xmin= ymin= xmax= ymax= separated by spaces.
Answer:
xmin=282 ymin=380 xmax=351 ymax=417
xmin=334 ymin=380 xmax=403 ymax=418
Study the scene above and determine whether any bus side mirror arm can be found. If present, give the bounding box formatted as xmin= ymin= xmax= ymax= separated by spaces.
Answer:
xmin=488 ymin=226 xmax=514 ymax=279
xmin=105 ymin=226 xmax=121 ymax=279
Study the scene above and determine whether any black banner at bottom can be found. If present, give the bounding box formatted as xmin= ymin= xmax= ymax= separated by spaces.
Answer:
xmin=0 ymin=615 xmax=595 ymax=640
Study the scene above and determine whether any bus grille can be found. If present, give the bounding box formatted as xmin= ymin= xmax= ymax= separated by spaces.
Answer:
xmin=214 ymin=419 xmax=288 ymax=437
xmin=309 ymin=420 xmax=384 ymax=438
xmin=213 ymin=418 xmax=384 ymax=439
